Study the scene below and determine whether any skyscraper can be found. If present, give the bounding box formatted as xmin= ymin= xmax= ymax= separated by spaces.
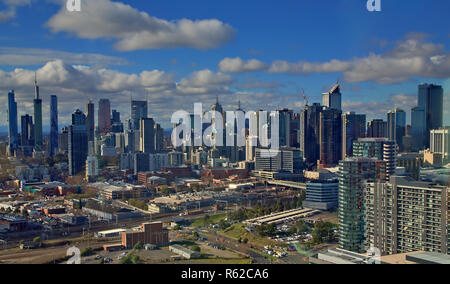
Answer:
xmin=211 ymin=96 xmax=225 ymax=154
xmin=290 ymin=113 xmax=300 ymax=148
xmin=154 ymin=123 xmax=164 ymax=153
xmin=49 ymin=95 xmax=58 ymax=157
xmin=20 ymin=115 xmax=34 ymax=147
xmin=111 ymin=110 xmax=123 ymax=133
xmin=278 ymin=108 xmax=292 ymax=147
xmin=245 ymin=136 xmax=257 ymax=161
xmin=365 ymin=176 xmax=449 ymax=255
xmin=430 ymin=127 xmax=450 ymax=164
xmin=33 ymin=74 xmax=43 ymax=149
xmin=412 ymin=84 xmax=444 ymax=149
xmin=131 ymin=100 xmax=148 ymax=130
xmin=411 ymin=106 xmax=426 ymax=151
xmin=342 ymin=112 xmax=366 ymax=158
xmin=387 ymin=108 xmax=406 ymax=151
xmin=319 ymin=108 xmax=342 ymax=168
xmin=69 ymin=110 xmax=88 ymax=176
xmin=352 ymin=137 xmax=396 ymax=180
xmin=140 ymin=118 xmax=155 ymax=154
xmin=338 ymin=157 xmax=385 ymax=253
xmin=7 ymin=90 xmax=18 ymax=156
xmin=322 ymin=83 xmax=342 ymax=111
xmin=300 ymin=103 xmax=322 ymax=166
xmin=98 ymin=99 xmax=111 ymax=134
xmin=86 ymin=100 xmax=95 ymax=142
xmin=111 ymin=109 xmax=121 ymax=124
xmin=367 ymin=119 xmax=387 ymax=138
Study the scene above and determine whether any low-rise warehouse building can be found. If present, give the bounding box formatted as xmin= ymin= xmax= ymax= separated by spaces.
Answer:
xmin=244 ymin=208 xmax=320 ymax=226
xmin=169 ymin=245 xmax=201 ymax=259
xmin=96 ymin=228 xmax=127 ymax=238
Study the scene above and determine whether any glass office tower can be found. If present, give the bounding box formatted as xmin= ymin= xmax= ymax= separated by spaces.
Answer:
xmin=49 ymin=95 xmax=58 ymax=157
xmin=7 ymin=90 xmax=18 ymax=156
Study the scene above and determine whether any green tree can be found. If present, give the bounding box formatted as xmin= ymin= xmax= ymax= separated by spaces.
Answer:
xmin=203 ymin=214 xmax=210 ymax=225
xmin=80 ymin=247 xmax=93 ymax=257
xmin=218 ymin=219 xmax=230 ymax=230
xmin=133 ymin=242 xmax=143 ymax=250
xmin=289 ymin=220 xmax=311 ymax=235
xmin=190 ymin=245 xmax=201 ymax=253
xmin=120 ymin=254 xmax=142 ymax=264
xmin=256 ymin=223 xmax=277 ymax=237
xmin=312 ymin=221 xmax=335 ymax=244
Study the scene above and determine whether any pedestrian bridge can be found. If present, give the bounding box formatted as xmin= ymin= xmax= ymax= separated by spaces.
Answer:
xmin=266 ymin=180 xmax=306 ymax=190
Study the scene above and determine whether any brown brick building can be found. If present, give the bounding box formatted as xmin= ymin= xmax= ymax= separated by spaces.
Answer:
xmin=121 ymin=222 xmax=169 ymax=249
xmin=201 ymin=168 xmax=249 ymax=180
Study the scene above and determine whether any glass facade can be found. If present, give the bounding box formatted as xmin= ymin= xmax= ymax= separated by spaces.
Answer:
xmin=49 ymin=95 xmax=58 ymax=157
xmin=7 ymin=90 xmax=18 ymax=156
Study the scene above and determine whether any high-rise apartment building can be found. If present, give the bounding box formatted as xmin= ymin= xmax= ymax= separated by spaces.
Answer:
xmin=352 ymin=138 xmax=397 ymax=180
xmin=338 ymin=157 xmax=386 ymax=253
xmin=430 ymin=127 xmax=450 ymax=164
xmin=365 ymin=176 xmax=449 ymax=255
xmin=396 ymin=153 xmax=423 ymax=180
xmin=86 ymin=155 xmax=99 ymax=181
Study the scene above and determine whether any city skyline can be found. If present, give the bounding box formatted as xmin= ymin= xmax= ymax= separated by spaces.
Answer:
xmin=0 ymin=0 xmax=449 ymax=129
xmin=0 ymin=0 xmax=449 ymax=267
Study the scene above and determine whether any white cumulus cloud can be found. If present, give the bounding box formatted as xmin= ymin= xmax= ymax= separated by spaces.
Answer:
xmin=46 ymin=0 xmax=235 ymax=51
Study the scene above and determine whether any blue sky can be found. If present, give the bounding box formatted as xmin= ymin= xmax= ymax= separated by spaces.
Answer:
xmin=0 ymin=0 xmax=449 ymax=128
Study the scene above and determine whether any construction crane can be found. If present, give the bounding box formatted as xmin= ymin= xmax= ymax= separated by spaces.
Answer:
xmin=300 ymin=88 xmax=308 ymax=106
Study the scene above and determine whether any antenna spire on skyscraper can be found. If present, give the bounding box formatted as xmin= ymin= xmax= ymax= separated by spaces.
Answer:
xmin=34 ymin=71 xmax=40 ymax=100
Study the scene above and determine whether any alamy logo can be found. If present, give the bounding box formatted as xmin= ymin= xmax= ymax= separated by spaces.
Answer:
xmin=66 ymin=246 xmax=81 ymax=264
xmin=67 ymin=0 xmax=81 ymax=12
xmin=367 ymin=0 xmax=381 ymax=12
xmin=171 ymin=103 xmax=280 ymax=157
